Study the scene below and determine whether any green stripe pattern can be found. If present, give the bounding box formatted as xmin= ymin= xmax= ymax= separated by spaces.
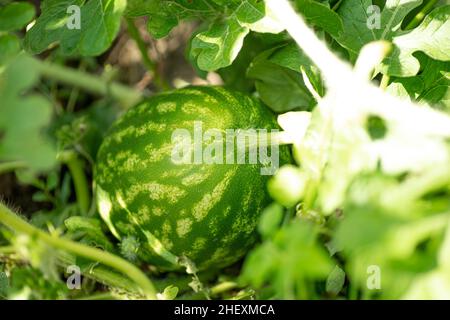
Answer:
xmin=94 ymin=86 xmax=291 ymax=271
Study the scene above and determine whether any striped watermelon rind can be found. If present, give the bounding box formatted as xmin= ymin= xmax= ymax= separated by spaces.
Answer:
xmin=94 ymin=86 xmax=291 ymax=271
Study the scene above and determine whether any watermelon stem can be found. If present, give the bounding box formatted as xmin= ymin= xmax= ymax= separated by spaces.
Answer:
xmin=33 ymin=58 xmax=143 ymax=109
xmin=58 ymin=151 xmax=91 ymax=215
xmin=0 ymin=202 xmax=158 ymax=299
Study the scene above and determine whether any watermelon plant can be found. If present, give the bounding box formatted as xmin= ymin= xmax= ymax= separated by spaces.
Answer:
xmin=94 ymin=86 xmax=291 ymax=271
xmin=0 ymin=0 xmax=449 ymax=301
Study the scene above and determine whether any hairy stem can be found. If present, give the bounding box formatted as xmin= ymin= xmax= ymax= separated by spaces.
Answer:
xmin=0 ymin=202 xmax=157 ymax=299
xmin=33 ymin=58 xmax=143 ymax=108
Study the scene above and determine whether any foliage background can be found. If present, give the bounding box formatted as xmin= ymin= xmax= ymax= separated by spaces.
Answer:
xmin=0 ymin=0 xmax=449 ymax=300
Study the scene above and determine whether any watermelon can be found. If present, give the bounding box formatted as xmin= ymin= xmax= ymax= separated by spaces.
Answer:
xmin=94 ymin=86 xmax=291 ymax=271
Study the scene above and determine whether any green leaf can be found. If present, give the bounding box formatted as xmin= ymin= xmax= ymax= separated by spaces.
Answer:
xmin=268 ymin=165 xmax=308 ymax=207
xmin=124 ymin=0 xmax=157 ymax=17
xmin=235 ymin=0 xmax=266 ymax=25
xmin=32 ymin=192 xmax=49 ymax=203
xmin=381 ymin=5 xmax=450 ymax=76
xmin=337 ymin=0 xmax=421 ymax=57
xmin=189 ymin=0 xmax=283 ymax=71
xmin=64 ymin=216 xmax=114 ymax=251
xmin=6 ymin=267 xmax=68 ymax=300
xmin=46 ymin=171 xmax=59 ymax=191
xmin=190 ymin=17 xmax=249 ymax=71
xmin=390 ymin=53 xmax=450 ymax=109
xmin=129 ymin=0 xmax=283 ymax=71
xmin=217 ymin=32 xmax=288 ymax=92
xmin=125 ymin=0 xmax=216 ymax=39
xmin=24 ymin=0 xmax=127 ymax=56
xmin=337 ymin=1 xmax=450 ymax=76
xmin=0 ymin=34 xmax=21 ymax=65
xmin=241 ymin=220 xmax=333 ymax=299
xmin=0 ymin=2 xmax=35 ymax=32
xmin=258 ymin=203 xmax=284 ymax=238
xmin=0 ymin=55 xmax=57 ymax=171
xmin=157 ymin=285 xmax=179 ymax=300
xmin=420 ymin=85 xmax=450 ymax=111
xmin=0 ymin=271 xmax=8 ymax=296
xmin=269 ymin=43 xmax=325 ymax=97
xmin=247 ymin=46 xmax=315 ymax=112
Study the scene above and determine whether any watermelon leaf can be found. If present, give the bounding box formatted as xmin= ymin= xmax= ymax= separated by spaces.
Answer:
xmin=389 ymin=53 xmax=450 ymax=109
xmin=293 ymin=0 xmax=343 ymax=38
xmin=0 ymin=34 xmax=21 ymax=65
xmin=24 ymin=0 xmax=127 ymax=56
xmin=190 ymin=17 xmax=250 ymax=71
xmin=247 ymin=46 xmax=315 ymax=112
xmin=336 ymin=0 xmax=450 ymax=76
xmin=0 ymin=2 xmax=35 ymax=32
xmin=381 ymin=5 xmax=450 ymax=76
xmin=0 ymin=55 xmax=56 ymax=171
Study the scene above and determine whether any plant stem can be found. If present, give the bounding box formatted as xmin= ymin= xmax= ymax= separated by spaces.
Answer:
xmin=125 ymin=18 xmax=169 ymax=91
xmin=0 ymin=202 xmax=157 ymax=299
xmin=66 ymin=60 xmax=87 ymax=113
xmin=76 ymin=292 xmax=117 ymax=300
xmin=126 ymin=18 xmax=155 ymax=73
xmin=58 ymin=151 xmax=90 ymax=215
xmin=405 ymin=0 xmax=438 ymax=30
xmin=0 ymin=161 xmax=27 ymax=175
xmin=33 ymin=58 xmax=143 ymax=108
xmin=210 ymin=281 xmax=238 ymax=296
xmin=331 ymin=0 xmax=343 ymax=11
xmin=380 ymin=74 xmax=390 ymax=90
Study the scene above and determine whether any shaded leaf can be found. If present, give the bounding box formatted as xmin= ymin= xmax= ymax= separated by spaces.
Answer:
xmin=24 ymin=0 xmax=126 ymax=56
xmin=0 ymin=55 xmax=56 ymax=170
xmin=294 ymin=0 xmax=343 ymax=38
xmin=190 ymin=17 xmax=249 ymax=71
xmin=247 ymin=46 xmax=315 ymax=112
xmin=0 ymin=2 xmax=35 ymax=32
xmin=0 ymin=34 xmax=21 ymax=65
xmin=258 ymin=203 xmax=284 ymax=238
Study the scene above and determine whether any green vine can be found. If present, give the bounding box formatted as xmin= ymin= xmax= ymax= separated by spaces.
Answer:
xmin=33 ymin=58 xmax=143 ymax=109
xmin=0 ymin=202 xmax=157 ymax=299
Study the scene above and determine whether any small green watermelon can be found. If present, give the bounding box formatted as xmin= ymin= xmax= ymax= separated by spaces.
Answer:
xmin=94 ymin=86 xmax=291 ymax=270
